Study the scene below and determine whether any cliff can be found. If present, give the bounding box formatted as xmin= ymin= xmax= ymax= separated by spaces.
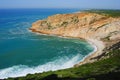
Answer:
xmin=6 ymin=10 xmax=120 ymax=80
xmin=30 ymin=12 xmax=120 ymax=40
xmin=30 ymin=12 xmax=120 ymax=65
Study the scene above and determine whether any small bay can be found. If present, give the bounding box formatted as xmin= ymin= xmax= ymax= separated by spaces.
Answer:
xmin=0 ymin=8 xmax=94 ymax=79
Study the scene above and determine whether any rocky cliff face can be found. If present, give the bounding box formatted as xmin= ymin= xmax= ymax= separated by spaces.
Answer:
xmin=30 ymin=12 xmax=120 ymax=41
xmin=30 ymin=12 xmax=120 ymax=65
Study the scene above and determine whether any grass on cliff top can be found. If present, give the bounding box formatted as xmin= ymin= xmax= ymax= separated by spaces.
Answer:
xmin=84 ymin=9 xmax=120 ymax=17
xmin=7 ymin=49 xmax=120 ymax=80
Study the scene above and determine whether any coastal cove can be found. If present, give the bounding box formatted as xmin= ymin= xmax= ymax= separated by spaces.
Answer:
xmin=0 ymin=0 xmax=120 ymax=79
xmin=30 ymin=10 xmax=120 ymax=67
xmin=0 ymin=9 xmax=96 ymax=79
xmin=0 ymin=9 xmax=120 ymax=79
xmin=30 ymin=30 xmax=99 ymax=67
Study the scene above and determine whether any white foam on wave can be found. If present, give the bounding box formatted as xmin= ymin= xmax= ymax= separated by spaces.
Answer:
xmin=80 ymin=40 xmax=97 ymax=62
xmin=9 ymin=27 xmax=27 ymax=35
xmin=0 ymin=54 xmax=84 ymax=79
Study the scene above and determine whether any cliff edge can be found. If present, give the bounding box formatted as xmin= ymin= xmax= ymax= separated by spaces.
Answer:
xmin=30 ymin=12 xmax=120 ymax=66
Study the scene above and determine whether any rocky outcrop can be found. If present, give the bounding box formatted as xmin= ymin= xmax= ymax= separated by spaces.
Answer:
xmin=30 ymin=12 xmax=120 ymax=40
xmin=30 ymin=12 xmax=120 ymax=66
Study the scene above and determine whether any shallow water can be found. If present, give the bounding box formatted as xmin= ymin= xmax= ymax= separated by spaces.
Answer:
xmin=0 ymin=9 xmax=94 ymax=79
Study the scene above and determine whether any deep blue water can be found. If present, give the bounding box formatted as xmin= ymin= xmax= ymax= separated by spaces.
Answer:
xmin=0 ymin=8 xmax=94 ymax=79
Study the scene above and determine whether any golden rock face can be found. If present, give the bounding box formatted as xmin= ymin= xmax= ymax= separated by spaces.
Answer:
xmin=30 ymin=12 xmax=120 ymax=40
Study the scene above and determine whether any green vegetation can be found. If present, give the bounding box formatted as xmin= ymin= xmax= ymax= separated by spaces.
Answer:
xmin=95 ymin=23 xmax=108 ymax=31
xmin=7 ymin=48 xmax=120 ymax=80
xmin=61 ymin=21 xmax=68 ymax=27
xmin=47 ymin=24 xmax=52 ymax=29
xmin=102 ymin=36 xmax=110 ymax=41
xmin=84 ymin=9 xmax=120 ymax=17
xmin=71 ymin=16 xmax=79 ymax=23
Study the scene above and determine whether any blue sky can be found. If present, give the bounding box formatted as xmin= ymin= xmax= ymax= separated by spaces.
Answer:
xmin=0 ymin=0 xmax=120 ymax=9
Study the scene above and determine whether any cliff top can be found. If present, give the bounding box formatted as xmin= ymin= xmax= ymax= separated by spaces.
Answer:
xmin=83 ymin=9 xmax=120 ymax=17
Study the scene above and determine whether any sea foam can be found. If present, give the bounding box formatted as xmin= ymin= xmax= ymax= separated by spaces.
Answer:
xmin=0 ymin=54 xmax=83 ymax=79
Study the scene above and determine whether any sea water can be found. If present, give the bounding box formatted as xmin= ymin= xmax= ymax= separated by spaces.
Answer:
xmin=0 ymin=8 xmax=94 ymax=79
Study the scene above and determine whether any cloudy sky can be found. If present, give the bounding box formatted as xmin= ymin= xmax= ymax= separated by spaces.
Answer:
xmin=0 ymin=0 xmax=120 ymax=9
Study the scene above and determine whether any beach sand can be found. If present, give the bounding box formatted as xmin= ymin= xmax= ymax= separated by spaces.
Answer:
xmin=75 ymin=38 xmax=105 ymax=66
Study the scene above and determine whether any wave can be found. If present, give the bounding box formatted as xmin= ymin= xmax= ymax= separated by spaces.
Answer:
xmin=9 ymin=27 xmax=28 ymax=35
xmin=0 ymin=54 xmax=84 ymax=79
xmin=80 ymin=40 xmax=97 ymax=62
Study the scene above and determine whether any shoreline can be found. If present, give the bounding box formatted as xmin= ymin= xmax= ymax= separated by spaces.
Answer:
xmin=75 ymin=39 xmax=105 ymax=66
xmin=30 ymin=29 xmax=105 ymax=67
xmin=29 ymin=10 xmax=120 ymax=67
xmin=77 ymin=39 xmax=98 ymax=66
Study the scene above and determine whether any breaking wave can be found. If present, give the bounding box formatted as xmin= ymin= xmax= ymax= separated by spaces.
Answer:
xmin=0 ymin=54 xmax=84 ymax=79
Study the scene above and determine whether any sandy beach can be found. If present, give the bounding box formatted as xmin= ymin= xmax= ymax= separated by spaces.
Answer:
xmin=75 ymin=38 xmax=105 ymax=66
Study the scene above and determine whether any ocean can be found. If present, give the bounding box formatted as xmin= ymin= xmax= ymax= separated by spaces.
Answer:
xmin=0 ymin=8 xmax=94 ymax=79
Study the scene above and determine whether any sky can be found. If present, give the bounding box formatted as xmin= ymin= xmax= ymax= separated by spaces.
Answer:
xmin=0 ymin=0 xmax=120 ymax=9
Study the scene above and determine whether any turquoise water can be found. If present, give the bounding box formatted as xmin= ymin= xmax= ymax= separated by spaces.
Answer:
xmin=0 ymin=9 xmax=94 ymax=79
